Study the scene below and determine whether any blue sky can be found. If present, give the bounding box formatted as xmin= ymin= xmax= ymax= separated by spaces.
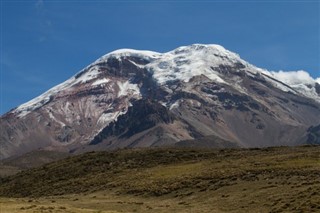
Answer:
xmin=1 ymin=0 xmax=319 ymax=115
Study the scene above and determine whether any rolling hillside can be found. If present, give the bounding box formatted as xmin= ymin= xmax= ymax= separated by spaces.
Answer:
xmin=0 ymin=146 xmax=319 ymax=213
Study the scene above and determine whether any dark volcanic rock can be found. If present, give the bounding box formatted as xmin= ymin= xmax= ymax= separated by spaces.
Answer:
xmin=90 ymin=99 xmax=175 ymax=145
xmin=306 ymin=124 xmax=320 ymax=145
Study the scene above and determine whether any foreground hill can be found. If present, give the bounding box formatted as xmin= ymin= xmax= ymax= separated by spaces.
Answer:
xmin=0 ymin=150 xmax=70 ymax=177
xmin=0 ymin=146 xmax=319 ymax=213
xmin=1 ymin=44 xmax=320 ymax=159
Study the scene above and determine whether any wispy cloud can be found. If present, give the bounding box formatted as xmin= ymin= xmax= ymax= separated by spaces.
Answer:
xmin=35 ymin=0 xmax=44 ymax=10
xmin=2 ymin=53 xmax=49 ymax=87
xmin=33 ymin=0 xmax=55 ymax=43
xmin=271 ymin=70 xmax=318 ymax=85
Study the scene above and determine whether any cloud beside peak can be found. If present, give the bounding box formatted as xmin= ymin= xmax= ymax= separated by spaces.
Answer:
xmin=270 ymin=70 xmax=318 ymax=85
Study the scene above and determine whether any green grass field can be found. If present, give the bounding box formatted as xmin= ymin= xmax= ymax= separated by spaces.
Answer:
xmin=0 ymin=146 xmax=319 ymax=212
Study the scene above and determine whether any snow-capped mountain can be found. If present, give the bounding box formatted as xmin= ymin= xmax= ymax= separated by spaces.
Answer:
xmin=1 ymin=44 xmax=320 ymax=159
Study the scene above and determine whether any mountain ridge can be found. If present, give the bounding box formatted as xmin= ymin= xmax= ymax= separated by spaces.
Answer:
xmin=1 ymin=44 xmax=320 ymax=159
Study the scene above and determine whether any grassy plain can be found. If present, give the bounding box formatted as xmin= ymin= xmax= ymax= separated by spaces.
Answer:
xmin=0 ymin=146 xmax=319 ymax=212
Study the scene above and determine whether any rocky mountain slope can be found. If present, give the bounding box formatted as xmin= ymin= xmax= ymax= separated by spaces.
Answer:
xmin=1 ymin=44 xmax=320 ymax=159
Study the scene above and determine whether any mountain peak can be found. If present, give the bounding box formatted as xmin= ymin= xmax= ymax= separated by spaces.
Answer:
xmin=85 ymin=44 xmax=248 ymax=86
xmin=9 ymin=44 xmax=320 ymax=118
xmin=98 ymin=48 xmax=162 ymax=62
xmin=171 ymin=43 xmax=234 ymax=55
xmin=2 ymin=44 xmax=320 ymax=159
xmin=95 ymin=44 xmax=241 ymax=65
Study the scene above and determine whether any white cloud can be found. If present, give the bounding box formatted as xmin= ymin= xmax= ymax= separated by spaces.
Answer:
xmin=270 ymin=70 xmax=317 ymax=85
xmin=316 ymin=78 xmax=320 ymax=84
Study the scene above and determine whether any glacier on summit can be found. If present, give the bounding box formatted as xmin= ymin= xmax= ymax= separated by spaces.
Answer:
xmin=13 ymin=44 xmax=320 ymax=118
